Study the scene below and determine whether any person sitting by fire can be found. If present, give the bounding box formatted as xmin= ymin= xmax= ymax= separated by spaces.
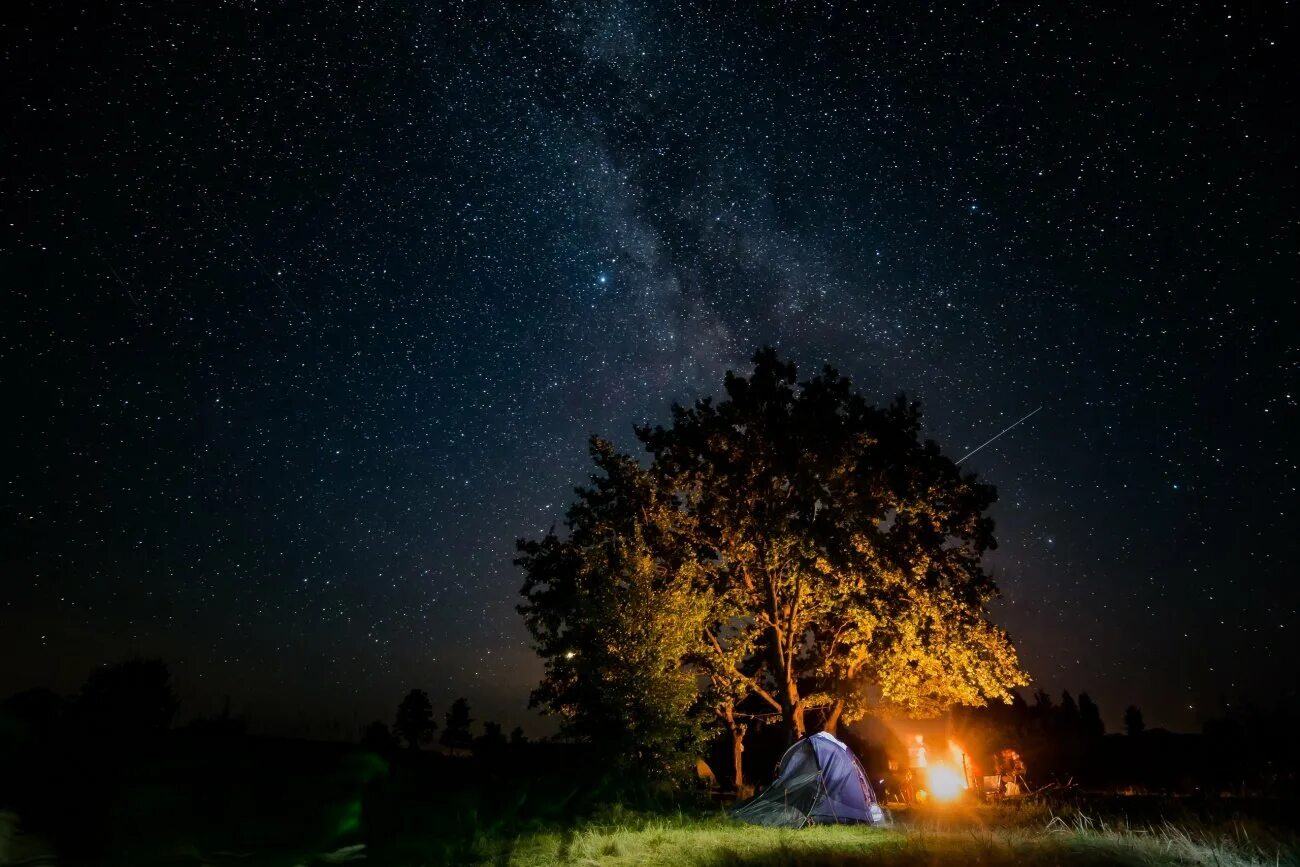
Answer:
xmin=993 ymin=749 xmax=1026 ymax=797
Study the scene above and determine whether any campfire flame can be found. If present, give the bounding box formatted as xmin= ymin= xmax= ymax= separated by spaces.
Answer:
xmin=923 ymin=741 xmax=971 ymax=803
xmin=926 ymin=763 xmax=965 ymax=802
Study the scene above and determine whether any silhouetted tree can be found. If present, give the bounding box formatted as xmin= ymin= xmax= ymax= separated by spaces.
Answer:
xmin=441 ymin=697 xmax=474 ymax=754
xmin=184 ymin=696 xmax=247 ymax=737
xmin=1124 ymin=705 xmax=1145 ymax=737
xmin=361 ymin=719 xmax=398 ymax=752
xmin=1078 ymin=692 xmax=1105 ymax=738
xmin=1031 ymin=689 xmax=1055 ymax=734
xmin=393 ymin=689 xmax=436 ymax=750
xmin=509 ymin=726 xmax=527 ymax=746
xmin=1059 ymin=690 xmax=1081 ymax=733
xmin=0 ymin=688 xmax=64 ymax=742
xmin=474 ymin=720 xmax=508 ymax=757
xmin=77 ymin=658 xmax=178 ymax=740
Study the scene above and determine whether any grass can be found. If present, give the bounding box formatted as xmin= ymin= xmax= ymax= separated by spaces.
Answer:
xmin=4 ymin=738 xmax=1297 ymax=865
xmin=3 ymin=797 xmax=1296 ymax=865
xmin=462 ymin=805 xmax=1297 ymax=867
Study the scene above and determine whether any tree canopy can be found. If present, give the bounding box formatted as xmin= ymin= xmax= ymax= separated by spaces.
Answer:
xmin=393 ymin=689 xmax=436 ymax=751
xmin=441 ymin=697 xmax=474 ymax=754
xmin=1124 ymin=705 xmax=1146 ymax=737
xmin=517 ymin=440 xmax=710 ymax=776
xmin=77 ymin=657 xmax=179 ymax=740
xmin=518 ymin=348 xmax=1027 ymax=780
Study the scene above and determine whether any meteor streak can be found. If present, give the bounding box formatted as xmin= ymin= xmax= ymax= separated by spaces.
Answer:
xmin=957 ymin=406 xmax=1043 ymax=464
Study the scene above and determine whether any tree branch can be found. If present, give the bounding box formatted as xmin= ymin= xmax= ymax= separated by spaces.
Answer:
xmin=785 ymin=567 xmax=803 ymax=672
xmin=703 ymin=627 xmax=784 ymax=712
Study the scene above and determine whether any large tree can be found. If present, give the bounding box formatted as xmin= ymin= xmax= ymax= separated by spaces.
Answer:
xmin=639 ymin=348 xmax=1025 ymax=739
xmin=519 ymin=349 xmax=1027 ymax=777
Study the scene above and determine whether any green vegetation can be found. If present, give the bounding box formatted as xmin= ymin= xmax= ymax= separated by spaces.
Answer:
xmin=2 ymin=739 xmax=1296 ymax=867
xmin=461 ymin=805 xmax=1295 ymax=867
xmin=461 ymin=803 xmax=1293 ymax=867
xmin=518 ymin=349 xmax=1027 ymax=788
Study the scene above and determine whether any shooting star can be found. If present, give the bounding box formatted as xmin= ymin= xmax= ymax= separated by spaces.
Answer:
xmin=957 ymin=406 xmax=1043 ymax=464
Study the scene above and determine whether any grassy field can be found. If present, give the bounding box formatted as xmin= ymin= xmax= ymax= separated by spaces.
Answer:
xmin=463 ymin=806 xmax=1296 ymax=867
xmin=3 ymin=798 xmax=1296 ymax=865
xmin=3 ymin=737 xmax=1297 ymax=865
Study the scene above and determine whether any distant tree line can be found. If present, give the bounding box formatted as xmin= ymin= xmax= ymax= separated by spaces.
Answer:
xmin=0 ymin=658 xmax=526 ymax=762
xmin=0 ymin=659 xmax=538 ymax=862
xmin=1 ymin=657 xmax=181 ymax=749
xmin=361 ymin=690 xmax=527 ymax=760
xmin=954 ymin=689 xmax=1299 ymax=795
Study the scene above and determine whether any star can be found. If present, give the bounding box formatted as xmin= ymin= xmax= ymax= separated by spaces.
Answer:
xmin=1 ymin=0 xmax=1290 ymax=739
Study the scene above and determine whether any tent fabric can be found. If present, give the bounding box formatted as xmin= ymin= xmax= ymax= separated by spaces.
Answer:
xmin=731 ymin=732 xmax=886 ymax=829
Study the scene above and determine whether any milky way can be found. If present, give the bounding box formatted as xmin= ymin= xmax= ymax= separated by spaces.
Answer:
xmin=2 ymin=2 xmax=1295 ymax=735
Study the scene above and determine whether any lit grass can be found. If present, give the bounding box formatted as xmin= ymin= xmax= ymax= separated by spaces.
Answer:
xmin=467 ymin=810 xmax=1296 ymax=867
xmin=5 ymin=803 xmax=1294 ymax=865
xmin=485 ymin=819 xmax=912 ymax=867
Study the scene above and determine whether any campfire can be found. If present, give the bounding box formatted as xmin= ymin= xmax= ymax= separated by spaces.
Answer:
xmin=888 ymin=732 xmax=975 ymax=805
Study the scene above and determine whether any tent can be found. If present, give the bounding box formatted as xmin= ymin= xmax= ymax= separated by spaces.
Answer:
xmin=731 ymin=731 xmax=887 ymax=828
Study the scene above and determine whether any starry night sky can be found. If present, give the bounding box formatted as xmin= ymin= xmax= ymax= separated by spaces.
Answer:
xmin=3 ymin=2 xmax=1296 ymax=737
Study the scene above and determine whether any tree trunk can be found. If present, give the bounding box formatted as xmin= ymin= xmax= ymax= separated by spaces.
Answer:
xmin=823 ymin=700 xmax=844 ymax=736
xmin=766 ymin=624 xmax=806 ymax=742
xmin=774 ymin=672 xmax=805 ymax=743
xmin=774 ymin=680 xmax=806 ymax=743
xmin=731 ymin=722 xmax=747 ymax=795
xmin=722 ymin=705 xmax=747 ymax=794
xmin=782 ymin=660 xmax=806 ymax=741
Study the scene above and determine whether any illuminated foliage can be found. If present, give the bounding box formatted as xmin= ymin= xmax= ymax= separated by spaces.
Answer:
xmin=517 ymin=440 xmax=709 ymax=778
xmin=640 ymin=348 xmax=1027 ymax=737
xmin=520 ymin=349 xmax=1027 ymax=772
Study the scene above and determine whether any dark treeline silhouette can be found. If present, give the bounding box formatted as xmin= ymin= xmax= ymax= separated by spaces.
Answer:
xmin=393 ymin=688 xmax=436 ymax=750
xmin=359 ymin=692 xmax=519 ymax=761
xmin=953 ymin=688 xmax=1300 ymax=796
xmin=1 ymin=658 xmax=183 ymax=859
xmin=0 ymin=662 xmax=556 ymax=862
xmin=1125 ymin=704 xmax=1146 ymax=737
xmin=4 ymin=661 xmax=1297 ymax=862
xmin=441 ymin=697 xmax=474 ymax=754
xmin=2 ymin=658 xmax=179 ymax=748
xmin=693 ymin=683 xmax=1300 ymax=801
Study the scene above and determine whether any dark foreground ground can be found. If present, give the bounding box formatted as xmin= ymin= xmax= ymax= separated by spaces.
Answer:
xmin=1 ymin=734 xmax=1297 ymax=865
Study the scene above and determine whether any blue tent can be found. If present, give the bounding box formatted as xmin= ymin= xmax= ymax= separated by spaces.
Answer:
xmin=731 ymin=731 xmax=887 ymax=828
